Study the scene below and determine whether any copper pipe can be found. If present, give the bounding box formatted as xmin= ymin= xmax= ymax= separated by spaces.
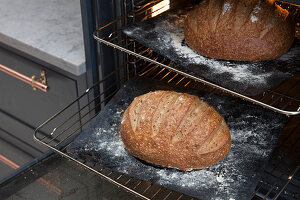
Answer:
xmin=0 ymin=154 xmax=19 ymax=169
xmin=0 ymin=64 xmax=49 ymax=92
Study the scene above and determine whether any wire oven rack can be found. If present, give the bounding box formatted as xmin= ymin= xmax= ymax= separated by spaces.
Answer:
xmin=93 ymin=0 xmax=300 ymax=116
xmin=33 ymin=62 xmax=208 ymax=200
xmin=34 ymin=0 xmax=300 ymax=199
xmin=33 ymin=55 xmax=300 ymax=199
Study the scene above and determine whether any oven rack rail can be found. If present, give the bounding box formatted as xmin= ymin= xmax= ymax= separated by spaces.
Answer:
xmin=93 ymin=0 xmax=300 ymax=116
xmin=34 ymin=54 xmax=300 ymax=199
xmin=33 ymin=65 xmax=204 ymax=200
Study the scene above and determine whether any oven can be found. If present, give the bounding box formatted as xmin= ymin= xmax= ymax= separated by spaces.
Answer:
xmin=1 ymin=0 xmax=300 ymax=199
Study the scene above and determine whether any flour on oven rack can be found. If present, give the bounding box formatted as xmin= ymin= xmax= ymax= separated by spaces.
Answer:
xmin=154 ymin=14 xmax=272 ymax=85
xmin=168 ymin=31 xmax=272 ymax=84
xmin=123 ymin=12 xmax=273 ymax=86
xmin=67 ymin=79 xmax=286 ymax=200
xmin=77 ymin=94 xmax=279 ymax=200
xmin=123 ymin=9 xmax=297 ymax=96
xmin=151 ymin=111 xmax=277 ymax=200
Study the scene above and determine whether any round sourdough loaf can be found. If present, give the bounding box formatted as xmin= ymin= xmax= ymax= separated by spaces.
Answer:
xmin=184 ymin=0 xmax=295 ymax=61
xmin=120 ymin=90 xmax=231 ymax=171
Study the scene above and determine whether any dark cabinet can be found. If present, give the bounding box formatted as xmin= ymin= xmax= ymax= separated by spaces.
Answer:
xmin=0 ymin=45 xmax=86 ymax=179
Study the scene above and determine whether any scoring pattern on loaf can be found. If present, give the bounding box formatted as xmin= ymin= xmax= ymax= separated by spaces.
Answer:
xmin=184 ymin=0 xmax=295 ymax=61
xmin=120 ymin=90 xmax=231 ymax=171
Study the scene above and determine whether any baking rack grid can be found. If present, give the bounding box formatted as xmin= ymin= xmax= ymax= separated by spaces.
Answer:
xmin=93 ymin=0 xmax=300 ymax=116
xmin=34 ymin=0 xmax=300 ymax=199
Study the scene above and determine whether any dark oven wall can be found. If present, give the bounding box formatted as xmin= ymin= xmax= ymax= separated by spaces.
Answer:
xmin=81 ymin=0 xmax=199 ymax=105
xmin=81 ymin=0 xmax=122 ymax=109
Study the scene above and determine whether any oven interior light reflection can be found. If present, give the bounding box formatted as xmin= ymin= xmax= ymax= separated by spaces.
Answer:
xmin=152 ymin=0 xmax=170 ymax=17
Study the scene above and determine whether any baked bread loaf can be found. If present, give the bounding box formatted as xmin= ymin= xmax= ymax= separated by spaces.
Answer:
xmin=120 ymin=90 xmax=231 ymax=171
xmin=184 ymin=0 xmax=295 ymax=61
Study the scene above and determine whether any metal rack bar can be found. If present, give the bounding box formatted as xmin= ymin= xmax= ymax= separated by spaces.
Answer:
xmin=93 ymin=31 xmax=300 ymax=116
xmin=33 ymin=63 xmax=300 ymax=200
xmin=33 ymin=1 xmax=300 ymax=200
xmin=33 ymin=64 xmax=210 ymax=200
xmin=131 ymin=46 xmax=300 ymax=112
xmin=273 ymin=166 xmax=300 ymax=200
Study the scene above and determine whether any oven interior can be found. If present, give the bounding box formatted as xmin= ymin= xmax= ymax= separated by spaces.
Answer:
xmin=34 ymin=0 xmax=300 ymax=199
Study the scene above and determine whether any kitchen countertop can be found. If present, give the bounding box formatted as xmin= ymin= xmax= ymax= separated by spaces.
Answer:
xmin=0 ymin=0 xmax=86 ymax=76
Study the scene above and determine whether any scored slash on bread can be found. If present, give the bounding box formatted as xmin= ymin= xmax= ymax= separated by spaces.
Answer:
xmin=120 ymin=90 xmax=231 ymax=171
xmin=184 ymin=0 xmax=295 ymax=61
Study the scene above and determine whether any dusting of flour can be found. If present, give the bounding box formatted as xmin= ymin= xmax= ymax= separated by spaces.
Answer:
xmin=222 ymin=2 xmax=232 ymax=15
xmin=250 ymin=3 xmax=261 ymax=22
xmin=250 ymin=15 xmax=258 ymax=22
xmin=124 ymin=11 xmax=273 ymax=88
xmin=68 ymin=79 xmax=285 ymax=200
xmin=165 ymin=27 xmax=271 ymax=83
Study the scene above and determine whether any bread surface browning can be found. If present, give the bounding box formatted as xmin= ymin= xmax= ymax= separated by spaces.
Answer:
xmin=184 ymin=0 xmax=295 ymax=61
xmin=120 ymin=90 xmax=231 ymax=171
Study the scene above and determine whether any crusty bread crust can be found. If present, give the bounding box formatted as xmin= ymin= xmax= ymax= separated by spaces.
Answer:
xmin=184 ymin=0 xmax=295 ymax=61
xmin=120 ymin=91 xmax=231 ymax=171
